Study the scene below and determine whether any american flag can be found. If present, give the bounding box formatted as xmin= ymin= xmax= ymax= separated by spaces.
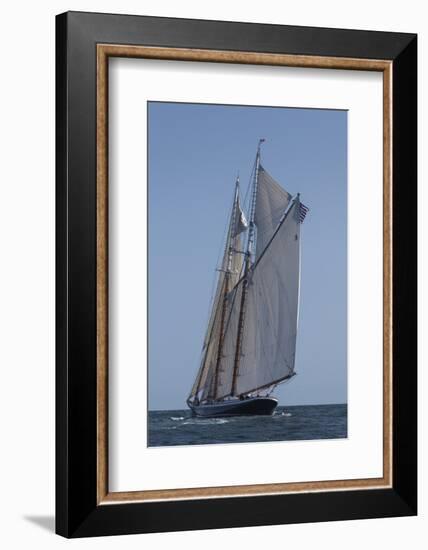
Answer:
xmin=298 ymin=202 xmax=309 ymax=223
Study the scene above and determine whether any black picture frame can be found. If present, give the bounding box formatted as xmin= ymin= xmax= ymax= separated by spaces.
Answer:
xmin=56 ymin=11 xmax=417 ymax=538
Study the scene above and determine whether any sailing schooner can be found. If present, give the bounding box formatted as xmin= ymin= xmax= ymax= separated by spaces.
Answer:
xmin=187 ymin=140 xmax=308 ymax=417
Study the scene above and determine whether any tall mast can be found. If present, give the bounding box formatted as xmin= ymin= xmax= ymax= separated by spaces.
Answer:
xmin=230 ymin=139 xmax=264 ymax=396
xmin=209 ymin=176 xmax=240 ymax=400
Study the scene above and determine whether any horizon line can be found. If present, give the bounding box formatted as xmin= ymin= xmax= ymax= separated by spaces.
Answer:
xmin=148 ymin=402 xmax=347 ymax=412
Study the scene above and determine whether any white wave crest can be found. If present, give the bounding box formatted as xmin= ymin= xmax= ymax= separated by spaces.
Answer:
xmin=182 ymin=418 xmax=229 ymax=426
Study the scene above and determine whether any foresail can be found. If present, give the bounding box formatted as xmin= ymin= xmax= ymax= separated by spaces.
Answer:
xmin=235 ymin=200 xmax=301 ymax=395
xmin=189 ymin=183 xmax=246 ymax=401
xmin=255 ymin=166 xmax=292 ymax=258
xmin=188 ymin=273 xmax=224 ymax=399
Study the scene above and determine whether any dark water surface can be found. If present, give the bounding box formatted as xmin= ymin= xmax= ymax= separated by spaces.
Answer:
xmin=148 ymin=404 xmax=347 ymax=447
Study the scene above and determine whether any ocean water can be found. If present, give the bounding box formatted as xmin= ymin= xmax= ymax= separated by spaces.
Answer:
xmin=148 ymin=404 xmax=347 ymax=447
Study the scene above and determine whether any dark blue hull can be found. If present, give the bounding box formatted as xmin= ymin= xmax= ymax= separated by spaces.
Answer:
xmin=188 ymin=396 xmax=278 ymax=418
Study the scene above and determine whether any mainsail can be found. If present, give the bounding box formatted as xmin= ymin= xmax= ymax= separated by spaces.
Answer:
xmin=231 ymin=199 xmax=301 ymax=395
xmin=189 ymin=143 xmax=307 ymax=404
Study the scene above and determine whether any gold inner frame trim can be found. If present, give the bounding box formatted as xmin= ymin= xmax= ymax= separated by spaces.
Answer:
xmin=96 ymin=44 xmax=393 ymax=505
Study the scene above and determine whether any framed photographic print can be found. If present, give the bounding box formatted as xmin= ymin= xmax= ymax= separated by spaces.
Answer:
xmin=56 ymin=11 xmax=417 ymax=538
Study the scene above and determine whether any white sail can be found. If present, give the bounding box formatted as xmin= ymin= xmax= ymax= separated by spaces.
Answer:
xmin=235 ymin=200 xmax=301 ymax=395
xmin=255 ymin=165 xmax=292 ymax=258
xmin=190 ymin=152 xmax=306 ymax=404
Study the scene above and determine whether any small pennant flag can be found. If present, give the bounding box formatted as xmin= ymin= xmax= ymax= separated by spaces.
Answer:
xmin=232 ymin=197 xmax=249 ymax=236
xmin=298 ymin=202 xmax=309 ymax=223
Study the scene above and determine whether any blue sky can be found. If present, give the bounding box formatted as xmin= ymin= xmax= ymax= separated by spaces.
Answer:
xmin=148 ymin=102 xmax=347 ymax=410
